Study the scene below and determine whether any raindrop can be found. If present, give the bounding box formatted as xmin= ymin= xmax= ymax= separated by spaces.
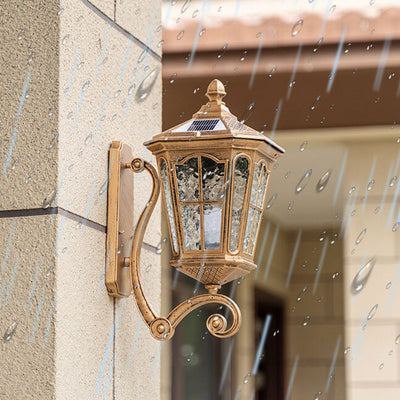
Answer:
xmin=285 ymin=171 xmax=291 ymax=179
xmin=42 ymin=190 xmax=56 ymax=209
xmin=157 ymin=40 xmax=164 ymax=48
xmin=17 ymin=30 xmax=24 ymax=40
xmin=379 ymin=363 xmax=384 ymax=370
xmin=330 ymin=233 xmax=338 ymax=245
xmin=193 ymin=87 xmax=200 ymax=94
xmin=217 ymin=44 xmax=228 ymax=59
xmin=314 ymin=391 xmax=323 ymax=400
xmin=77 ymin=61 xmax=84 ymax=69
xmin=288 ymin=80 xmax=296 ymax=88
xmin=181 ymin=0 xmax=191 ymax=13
xmin=99 ymin=179 xmax=108 ymax=195
xmin=268 ymin=66 xmax=276 ymax=77
xmin=386 ymin=282 xmax=392 ymax=289
xmin=82 ymin=80 xmax=90 ymax=92
xmin=310 ymin=96 xmax=321 ymax=110
xmin=355 ymin=228 xmax=367 ymax=245
xmin=389 ymin=176 xmax=397 ymax=187
xmin=265 ymin=193 xmax=277 ymax=210
xmin=316 ymin=170 xmax=331 ymax=192
xmin=239 ymin=102 xmax=255 ymax=124
xmin=302 ymin=315 xmax=311 ymax=326
xmin=199 ymin=28 xmax=206 ymax=37
xmin=397 ymin=137 xmax=400 ymax=144
xmin=295 ymin=169 xmax=312 ymax=194
xmin=156 ymin=238 xmax=167 ymax=254
xmin=192 ymin=9 xmax=198 ymax=18
xmin=319 ymin=230 xmax=327 ymax=241
xmin=169 ymin=73 xmax=177 ymax=84
xmin=366 ymin=44 xmax=373 ymax=51
xmin=367 ymin=179 xmax=375 ymax=191
xmin=299 ymin=141 xmax=308 ymax=152
xmin=84 ymin=134 xmax=92 ymax=145
xmin=145 ymin=264 xmax=152 ymax=273
xmin=344 ymin=43 xmax=351 ymax=54
xmin=374 ymin=206 xmax=380 ymax=214
xmin=367 ymin=304 xmax=378 ymax=320
xmin=136 ymin=67 xmax=160 ymax=102
xmin=288 ymin=200 xmax=294 ymax=211
xmin=392 ymin=222 xmax=400 ymax=232
xmin=296 ymin=286 xmax=307 ymax=302
xmin=348 ymin=186 xmax=356 ymax=195
xmin=313 ymin=37 xmax=323 ymax=53
xmin=395 ymin=334 xmax=400 ymax=344
xmin=369 ymin=0 xmax=375 ymax=4
xmin=291 ymin=20 xmax=304 ymax=37
xmin=3 ymin=322 xmax=18 ymax=342
xmin=114 ymin=90 xmax=121 ymax=98
xmin=344 ymin=347 xmax=350 ymax=355
xmin=240 ymin=51 xmax=248 ymax=61
xmin=62 ymin=34 xmax=70 ymax=45
xmin=332 ymin=272 xmax=339 ymax=279
xmin=128 ymin=84 xmax=136 ymax=95
xmin=177 ymin=30 xmax=184 ymax=40
xmin=351 ymin=258 xmax=376 ymax=295
xmin=243 ymin=373 xmax=252 ymax=384
xmin=374 ymin=97 xmax=380 ymax=103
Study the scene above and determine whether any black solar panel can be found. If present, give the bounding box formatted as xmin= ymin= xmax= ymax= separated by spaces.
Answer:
xmin=187 ymin=119 xmax=220 ymax=132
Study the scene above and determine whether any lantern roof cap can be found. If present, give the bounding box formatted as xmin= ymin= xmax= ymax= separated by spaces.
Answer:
xmin=145 ymin=79 xmax=285 ymax=155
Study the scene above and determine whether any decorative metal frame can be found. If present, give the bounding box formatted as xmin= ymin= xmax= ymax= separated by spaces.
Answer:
xmin=105 ymin=80 xmax=284 ymax=341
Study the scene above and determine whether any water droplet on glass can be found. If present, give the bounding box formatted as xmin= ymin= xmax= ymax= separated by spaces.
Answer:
xmin=288 ymin=200 xmax=294 ymax=211
xmin=355 ymin=228 xmax=367 ymax=245
xmin=265 ymin=193 xmax=277 ymax=210
xmin=302 ymin=315 xmax=311 ymax=326
xmin=239 ymin=102 xmax=255 ymax=124
xmin=392 ymin=222 xmax=400 ymax=232
xmin=62 ymin=34 xmax=70 ymax=45
xmin=177 ymin=30 xmax=184 ymax=40
xmin=295 ymin=169 xmax=312 ymax=194
xmin=367 ymin=304 xmax=378 ymax=320
xmin=291 ymin=20 xmax=304 ymax=37
xmin=3 ymin=322 xmax=18 ymax=342
xmin=299 ymin=141 xmax=308 ymax=152
xmin=351 ymin=258 xmax=376 ymax=295
xmin=316 ymin=170 xmax=331 ymax=192
xmin=42 ymin=190 xmax=56 ymax=209
xmin=136 ymin=67 xmax=160 ymax=102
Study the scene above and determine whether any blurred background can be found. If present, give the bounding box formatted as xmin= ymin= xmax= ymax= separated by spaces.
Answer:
xmin=160 ymin=1 xmax=400 ymax=399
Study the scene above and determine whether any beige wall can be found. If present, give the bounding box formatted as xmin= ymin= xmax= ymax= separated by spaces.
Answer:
xmin=0 ymin=1 xmax=162 ymax=399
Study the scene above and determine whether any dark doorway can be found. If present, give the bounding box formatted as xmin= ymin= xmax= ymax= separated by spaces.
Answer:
xmin=254 ymin=289 xmax=284 ymax=400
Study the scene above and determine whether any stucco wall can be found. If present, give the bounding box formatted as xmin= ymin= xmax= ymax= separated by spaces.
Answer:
xmin=0 ymin=1 xmax=162 ymax=399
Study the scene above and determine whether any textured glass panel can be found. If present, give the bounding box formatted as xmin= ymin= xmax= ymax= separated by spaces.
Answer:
xmin=201 ymin=156 xmax=225 ymax=201
xmin=250 ymin=164 xmax=263 ymax=205
xmin=181 ymin=204 xmax=201 ymax=250
xmin=229 ymin=157 xmax=249 ymax=252
xmin=243 ymin=207 xmax=255 ymax=252
xmin=160 ymin=160 xmax=178 ymax=252
xmin=249 ymin=210 xmax=261 ymax=254
xmin=256 ymin=166 xmax=268 ymax=208
xmin=204 ymin=204 xmax=222 ymax=249
xmin=176 ymin=157 xmax=199 ymax=201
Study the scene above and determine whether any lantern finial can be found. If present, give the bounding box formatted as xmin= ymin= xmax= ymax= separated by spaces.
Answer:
xmin=206 ymin=79 xmax=226 ymax=104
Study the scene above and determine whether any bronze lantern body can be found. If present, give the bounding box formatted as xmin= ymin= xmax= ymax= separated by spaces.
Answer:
xmin=146 ymin=79 xmax=284 ymax=288
xmin=106 ymin=79 xmax=284 ymax=340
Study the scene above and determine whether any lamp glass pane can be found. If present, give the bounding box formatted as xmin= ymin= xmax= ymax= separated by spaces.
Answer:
xmin=250 ymin=163 xmax=263 ymax=205
xmin=229 ymin=157 xmax=249 ymax=252
xmin=256 ymin=166 xmax=268 ymax=208
xmin=249 ymin=210 xmax=261 ymax=254
xmin=201 ymin=156 xmax=225 ymax=201
xmin=204 ymin=204 xmax=222 ymax=249
xmin=176 ymin=157 xmax=199 ymax=201
xmin=243 ymin=207 xmax=255 ymax=252
xmin=181 ymin=204 xmax=201 ymax=250
xmin=160 ymin=160 xmax=178 ymax=252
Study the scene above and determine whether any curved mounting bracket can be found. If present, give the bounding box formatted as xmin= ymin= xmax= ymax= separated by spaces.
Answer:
xmin=106 ymin=141 xmax=242 ymax=340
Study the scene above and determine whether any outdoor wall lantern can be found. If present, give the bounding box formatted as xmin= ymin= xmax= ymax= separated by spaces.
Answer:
xmin=105 ymin=79 xmax=284 ymax=340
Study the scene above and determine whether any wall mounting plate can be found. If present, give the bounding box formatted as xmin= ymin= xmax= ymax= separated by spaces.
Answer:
xmin=105 ymin=141 xmax=133 ymax=297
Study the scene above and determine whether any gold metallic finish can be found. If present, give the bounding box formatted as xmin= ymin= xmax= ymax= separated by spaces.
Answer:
xmin=106 ymin=80 xmax=284 ymax=340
